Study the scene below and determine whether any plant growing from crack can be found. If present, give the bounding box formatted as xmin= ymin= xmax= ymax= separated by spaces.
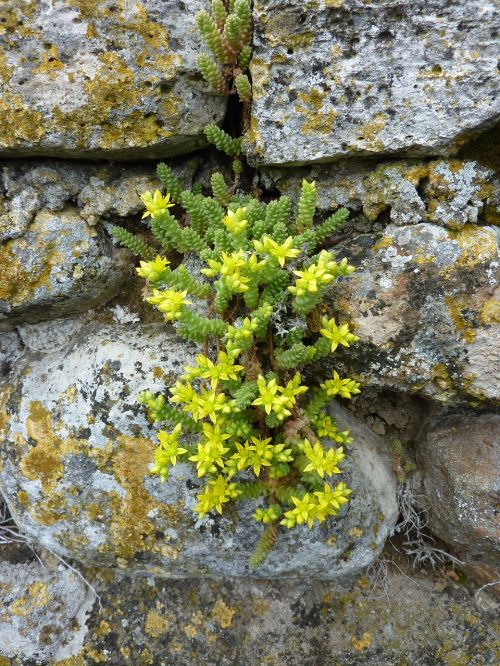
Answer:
xmin=112 ymin=133 xmax=360 ymax=565
xmin=111 ymin=0 xmax=360 ymax=567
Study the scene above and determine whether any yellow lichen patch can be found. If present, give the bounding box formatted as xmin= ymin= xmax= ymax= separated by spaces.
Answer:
xmin=447 ymin=225 xmax=497 ymax=270
xmin=29 ymin=581 xmax=50 ymax=608
xmin=325 ymin=0 xmax=344 ymax=7
xmin=67 ymin=0 xmax=107 ymax=20
xmin=351 ymin=632 xmax=373 ymax=651
xmin=372 ymin=237 xmax=393 ymax=252
xmin=11 ymin=596 xmax=29 ymax=616
xmin=31 ymin=491 xmax=72 ymax=526
xmin=250 ymin=58 xmax=270 ymax=98
xmin=432 ymin=364 xmax=455 ymax=393
xmin=480 ymin=300 xmax=500 ymax=325
xmin=358 ymin=113 xmax=388 ymax=151
xmin=295 ymin=89 xmax=338 ymax=135
xmin=145 ymin=610 xmax=171 ymax=638
xmin=0 ymin=385 xmax=12 ymax=441
xmin=0 ymin=93 xmax=46 ymax=147
xmin=33 ymin=44 xmax=65 ymax=78
xmin=414 ymin=247 xmax=436 ymax=265
xmin=95 ymin=620 xmax=112 ymax=638
xmin=0 ymin=2 xmax=37 ymax=36
xmin=263 ymin=13 xmax=314 ymax=49
xmin=108 ymin=434 xmax=182 ymax=560
xmin=183 ymin=623 xmax=198 ymax=638
xmin=0 ymin=50 xmax=13 ymax=83
xmin=211 ymin=599 xmax=236 ymax=629
xmin=445 ymin=295 xmax=476 ymax=343
xmin=21 ymin=401 xmax=66 ymax=491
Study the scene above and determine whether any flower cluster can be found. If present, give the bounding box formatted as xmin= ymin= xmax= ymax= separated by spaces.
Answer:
xmin=112 ymin=157 xmax=361 ymax=567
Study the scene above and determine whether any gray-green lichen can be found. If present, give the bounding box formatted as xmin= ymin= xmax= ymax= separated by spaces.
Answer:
xmin=0 ymin=0 xmax=226 ymax=159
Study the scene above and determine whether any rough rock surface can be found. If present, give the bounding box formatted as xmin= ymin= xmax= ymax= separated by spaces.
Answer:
xmin=321 ymin=223 xmax=500 ymax=404
xmin=245 ymin=0 xmax=500 ymax=166
xmin=417 ymin=414 xmax=500 ymax=583
xmin=0 ymin=323 xmax=398 ymax=577
xmin=0 ymin=208 xmax=129 ymax=330
xmin=2 ymin=557 xmax=499 ymax=665
xmin=260 ymin=158 xmax=499 ymax=228
xmin=0 ymin=156 xmax=200 ymax=242
xmin=0 ymin=157 xmax=204 ymax=329
xmin=0 ymin=0 xmax=226 ymax=159
xmin=0 ymin=559 xmax=94 ymax=661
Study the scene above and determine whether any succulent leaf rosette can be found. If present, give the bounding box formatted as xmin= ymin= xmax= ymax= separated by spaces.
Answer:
xmin=113 ymin=160 xmax=361 ymax=566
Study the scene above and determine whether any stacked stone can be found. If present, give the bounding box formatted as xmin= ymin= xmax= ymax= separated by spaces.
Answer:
xmin=0 ymin=0 xmax=498 ymax=662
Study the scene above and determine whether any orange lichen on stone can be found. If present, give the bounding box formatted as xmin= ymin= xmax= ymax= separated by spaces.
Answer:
xmin=448 ymin=225 xmax=497 ymax=270
xmin=21 ymin=401 xmax=66 ymax=490
xmin=108 ymin=434 xmax=183 ymax=560
xmin=211 ymin=599 xmax=236 ymax=628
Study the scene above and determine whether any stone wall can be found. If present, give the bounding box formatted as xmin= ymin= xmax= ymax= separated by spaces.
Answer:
xmin=0 ymin=0 xmax=499 ymax=662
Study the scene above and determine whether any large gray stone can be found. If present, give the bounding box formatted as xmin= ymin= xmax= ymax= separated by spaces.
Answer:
xmin=321 ymin=223 xmax=500 ymax=405
xmin=416 ymin=414 xmax=500 ymax=586
xmin=0 ymin=208 xmax=129 ymax=330
xmin=245 ymin=0 xmax=500 ymax=166
xmin=0 ymin=0 xmax=226 ymax=159
xmin=0 ymin=559 xmax=94 ymax=661
xmin=0 ymin=157 xmax=200 ymax=242
xmin=260 ymin=158 xmax=499 ymax=229
xmin=0 ymin=157 xmax=204 ymax=329
xmin=0 ymin=323 xmax=398 ymax=578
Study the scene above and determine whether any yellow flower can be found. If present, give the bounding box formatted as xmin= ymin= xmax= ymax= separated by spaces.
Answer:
xmin=223 ymin=207 xmax=248 ymax=234
xmin=302 ymin=439 xmax=345 ymax=477
xmin=136 ymin=255 xmax=170 ymax=281
xmin=151 ymin=423 xmax=187 ymax=480
xmin=281 ymin=494 xmax=319 ymax=529
xmin=194 ymin=475 xmax=241 ymax=517
xmin=254 ymin=235 xmax=300 ymax=267
xmin=140 ymin=190 xmax=175 ymax=220
xmin=146 ymin=288 xmax=191 ymax=320
xmin=321 ymin=372 xmax=361 ymax=399
xmin=319 ymin=316 xmax=359 ymax=352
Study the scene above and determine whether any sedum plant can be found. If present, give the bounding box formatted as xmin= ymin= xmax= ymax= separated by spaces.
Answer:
xmin=111 ymin=147 xmax=360 ymax=567
xmin=196 ymin=0 xmax=253 ymax=104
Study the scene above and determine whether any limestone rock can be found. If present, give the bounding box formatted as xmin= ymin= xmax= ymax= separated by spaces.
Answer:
xmin=416 ymin=414 xmax=500 ymax=583
xmin=260 ymin=159 xmax=499 ymax=229
xmin=0 ymin=155 xmax=200 ymax=243
xmin=0 ymin=208 xmax=129 ymax=330
xmin=0 ymin=560 xmax=94 ymax=661
xmin=0 ymin=0 xmax=226 ymax=159
xmin=245 ymin=0 xmax=500 ymax=166
xmin=3 ymin=564 xmax=496 ymax=665
xmin=0 ymin=323 xmax=398 ymax=578
xmin=321 ymin=223 xmax=500 ymax=404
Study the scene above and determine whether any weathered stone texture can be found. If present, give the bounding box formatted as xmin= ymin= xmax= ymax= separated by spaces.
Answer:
xmin=322 ymin=223 xmax=500 ymax=404
xmin=0 ymin=323 xmax=397 ymax=578
xmin=0 ymin=208 xmax=129 ymax=330
xmin=245 ymin=0 xmax=500 ymax=165
xmin=0 ymin=158 xmax=205 ymax=329
xmin=0 ymin=0 xmax=226 ymax=159
xmin=261 ymin=159 xmax=499 ymax=229
xmin=0 ymin=560 xmax=94 ymax=661
xmin=417 ymin=414 xmax=500 ymax=583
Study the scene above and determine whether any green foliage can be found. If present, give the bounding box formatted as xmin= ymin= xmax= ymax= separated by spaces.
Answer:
xmin=235 ymin=73 xmax=252 ymax=103
xmin=195 ymin=0 xmax=253 ymax=103
xmin=249 ymin=525 xmax=277 ymax=568
xmin=110 ymin=225 xmax=155 ymax=259
xmin=204 ymin=124 xmax=241 ymax=157
xmin=111 ymin=133 xmax=360 ymax=569
xmin=156 ymin=163 xmax=182 ymax=203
